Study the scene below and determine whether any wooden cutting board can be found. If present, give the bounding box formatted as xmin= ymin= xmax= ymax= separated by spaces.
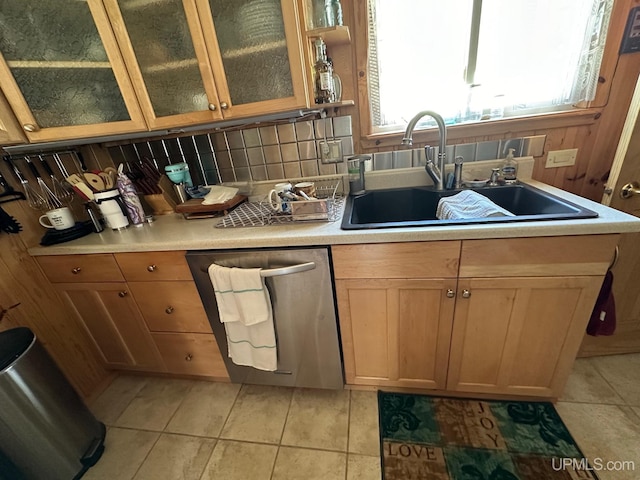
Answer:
xmin=175 ymin=194 xmax=247 ymax=215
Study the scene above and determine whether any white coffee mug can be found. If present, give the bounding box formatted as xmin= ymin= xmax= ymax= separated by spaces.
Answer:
xmin=39 ymin=207 xmax=75 ymax=230
xmin=268 ymin=182 xmax=292 ymax=213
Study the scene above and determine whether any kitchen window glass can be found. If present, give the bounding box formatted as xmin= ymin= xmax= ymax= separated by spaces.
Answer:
xmin=368 ymin=0 xmax=613 ymax=133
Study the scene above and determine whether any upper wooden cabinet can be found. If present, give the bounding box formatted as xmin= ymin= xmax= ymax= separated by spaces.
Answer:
xmin=102 ymin=0 xmax=308 ymax=130
xmin=0 ymin=0 xmax=147 ymax=143
xmin=0 ymin=0 xmax=308 ymax=142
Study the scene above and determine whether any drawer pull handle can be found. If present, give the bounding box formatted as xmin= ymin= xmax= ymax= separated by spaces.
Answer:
xmin=446 ymin=289 xmax=455 ymax=298
xmin=118 ymin=291 xmax=128 ymax=297
xmin=165 ymin=306 xmax=174 ymax=314
xmin=462 ymin=289 xmax=471 ymax=298
xmin=185 ymin=354 xmax=193 ymax=361
xmin=147 ymin=264 xmax=157 ymax=272
xmin=71 ymin=267 xmax=81 ymax=274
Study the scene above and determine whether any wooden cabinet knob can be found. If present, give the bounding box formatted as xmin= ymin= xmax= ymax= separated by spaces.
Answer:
xmin=71 ymin=267 xmax=82 ymax=274
xmin=446 ymin=289 xmax=455 ymax=298
xmin=220 ymin=102 xmax=229 ymax=110
xmin=165 ymin=306 xmax=174 ymax=314
xmin=147 ymin=264 xmax=157 ymax=272
xmin=118 ymin=291 xmax=128 ymax=297
xmin=185 ymin=354 xmax=193 ymax=361
xmin=462 ymin=289 xmax=471 ymax=298
xmin=208 ymin=103 xmax=217 ymax=111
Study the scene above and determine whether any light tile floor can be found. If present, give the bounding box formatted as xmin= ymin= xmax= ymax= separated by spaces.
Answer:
xmin=85 ymin=353 xmax=640 ymax=480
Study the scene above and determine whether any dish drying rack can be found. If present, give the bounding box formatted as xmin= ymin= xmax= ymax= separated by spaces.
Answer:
xmin=216 ymin=177 xmax=343 ymax=228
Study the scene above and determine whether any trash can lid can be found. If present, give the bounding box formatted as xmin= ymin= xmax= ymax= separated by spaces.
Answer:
xmin=0 ymin=327 xmax=34 ymax=371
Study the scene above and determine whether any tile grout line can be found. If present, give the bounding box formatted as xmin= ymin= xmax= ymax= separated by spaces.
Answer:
xmin=213 ymin=384 xmax=243 ymax=439
xmin=269 ymin=387 xmax=295 ymax=480
xmin=109 ymin=375 xmax=150 ymax=428
xmin=589 ymin=358 xmax=634 ymax=406
xmin=129 ymin=430 xmax=163 ymax=480
xmin=106 ymin=424 xmax=363 ymax=455
xmin=344 ymin=389 xmax=352 ymax=480
xmin=128 ymin=379 xmax=198 ymax=480
xmin=161 ymin=380 xmax=198 ymax=432
xmin=195 ymin=385 xmax=243 ymax=480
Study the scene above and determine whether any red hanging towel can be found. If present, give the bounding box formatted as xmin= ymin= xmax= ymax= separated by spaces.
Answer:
xmin=587 ymin=270 xmax=616 ymax=336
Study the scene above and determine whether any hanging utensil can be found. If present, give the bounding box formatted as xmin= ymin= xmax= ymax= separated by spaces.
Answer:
xmin=0 ymin=205 xmax=22 ymax=234
xmin=39 ymin=154 xmax=72 ymax=205
xmin=10 ymin=157 xmax=47 ymax=210
xmin=52 ymin=152 xmax=76 ymax=197
xmin=0 ymin=158 xmax=25 ymax=204
xmin=25 ymin=156 xmax=62 ymax=210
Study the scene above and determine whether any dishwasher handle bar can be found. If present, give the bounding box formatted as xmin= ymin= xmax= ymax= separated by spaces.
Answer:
xmin=203 ymin=261 xmax=316 ymax=277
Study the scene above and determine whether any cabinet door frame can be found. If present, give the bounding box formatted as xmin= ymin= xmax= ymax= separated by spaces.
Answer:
xmin=56 ymin=282 xmax=165 ymax=371
xmin=0 ymin=0 xmax=147 ymax=142
xmin=447 ymin=276 xmax=602 ymax=397
xmin=103 ymin=0 xmax=224 ymax=130
xmin=0 ymin=90 xmax=26 ymax=145
xmin=336 ymin=277 xmax=456 ymax=390
xmin=194 ymin=0 xmax=309 ymax=118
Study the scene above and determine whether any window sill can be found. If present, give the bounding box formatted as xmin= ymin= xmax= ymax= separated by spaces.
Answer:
xmin=361 ymin=108 xmax=602 ymax=150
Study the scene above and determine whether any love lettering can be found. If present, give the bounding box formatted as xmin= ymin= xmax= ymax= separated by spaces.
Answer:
xmin=386 ymin=443 xmax=440 ymax=460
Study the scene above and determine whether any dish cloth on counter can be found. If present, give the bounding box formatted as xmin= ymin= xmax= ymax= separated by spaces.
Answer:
xmin=436 ymin=190 xmax=514 ymax=220
xmin=201 ymin=185 xmax=239 ymax=205
xmin=208 ymin=263 xmax=277 ymax=371
xmin=587 ymin=270 xmax=617 ymax=336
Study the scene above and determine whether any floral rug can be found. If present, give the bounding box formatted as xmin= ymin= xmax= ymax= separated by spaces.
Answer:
xmin=378 ymin=391 xmax=599 ymax=479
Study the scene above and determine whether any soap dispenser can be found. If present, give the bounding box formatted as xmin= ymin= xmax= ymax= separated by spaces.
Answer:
xmin=501 ymin=148 xmax=518 ymax=184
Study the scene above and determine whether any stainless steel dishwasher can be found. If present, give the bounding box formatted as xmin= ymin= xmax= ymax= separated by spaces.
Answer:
xmin=186 ymin=247 xmax=343 ymax=389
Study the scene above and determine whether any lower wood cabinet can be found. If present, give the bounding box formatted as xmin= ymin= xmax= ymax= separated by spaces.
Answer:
xmin=336 ymin=278 xmax=455 ymax=390
xmin=446 ymin=276 xmax=602 ymax=397
xmin=56 ymin=282 xmax=164 ymax=370
xmin=333 ymin=236 xmax=617 ymax=399
xmin=37 ymin=252 xmax=229 ymax=380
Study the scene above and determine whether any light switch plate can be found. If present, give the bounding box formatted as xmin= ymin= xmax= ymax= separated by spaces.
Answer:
xmin=545 ymin=148 xmax=578 ymax=168
xmin=320 ymin=140 xmax=343 ymax=163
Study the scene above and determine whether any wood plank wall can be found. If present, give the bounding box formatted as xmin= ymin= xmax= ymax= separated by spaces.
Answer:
xmin=335 ymin=0 xmax=640 ymax=202
xmin=0 ymin=161 xmax=110 ymax=399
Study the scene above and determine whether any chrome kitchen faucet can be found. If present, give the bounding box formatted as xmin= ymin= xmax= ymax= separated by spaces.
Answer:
xmin=401 ymin=110 xmax=447 ymax=191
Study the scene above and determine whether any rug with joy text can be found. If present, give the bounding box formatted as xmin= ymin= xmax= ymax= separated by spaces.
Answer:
xmin=378 ymin=391 xmax=599 ymax=480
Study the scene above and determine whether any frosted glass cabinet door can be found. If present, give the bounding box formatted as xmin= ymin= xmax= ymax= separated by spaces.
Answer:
xmin=0 ymin=0 xmax=146 ymax=142
xmin=197 ymin=0 xmax=307 ymax=117
xmin=104 ymin=0 xmax=223 ymax=129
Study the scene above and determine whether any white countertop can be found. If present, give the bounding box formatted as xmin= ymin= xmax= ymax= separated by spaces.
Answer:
xmin=28 ymin=162 xmax=640 ymax=256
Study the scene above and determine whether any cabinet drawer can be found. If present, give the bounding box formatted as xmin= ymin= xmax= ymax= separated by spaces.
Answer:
xmin=37 ymin=254 xmax=124 ymax=283
xmin=332 ymin=242 xmax=460 ymax=279
xmin=152 ymin=333 xmax=228 ymax=378
xmin=114 ymin=251 xmax=192 ymax=281
xmin=459 ymin=235 xmax=619 ymax=277
xmin=129 ymin=281 xmax=212 ymax=333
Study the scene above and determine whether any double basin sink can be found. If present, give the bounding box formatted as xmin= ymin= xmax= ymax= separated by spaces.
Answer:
xmin=341 ymin=183 xmax=598 ymax=229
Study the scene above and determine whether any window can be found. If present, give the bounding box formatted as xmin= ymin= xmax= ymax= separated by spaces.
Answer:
xmin=367 ymin=0 xmax=614 ymax=133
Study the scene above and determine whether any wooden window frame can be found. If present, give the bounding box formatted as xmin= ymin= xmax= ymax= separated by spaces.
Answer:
xmin=352 ymin=0 xmax=633 ymax=150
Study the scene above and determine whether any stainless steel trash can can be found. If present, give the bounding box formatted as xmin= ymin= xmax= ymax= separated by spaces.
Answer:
xmin=0 ymin=327 xmax=105 ymax=480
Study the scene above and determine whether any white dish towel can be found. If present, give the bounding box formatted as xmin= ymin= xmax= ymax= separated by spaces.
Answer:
xmin=436 ymin=190 xmax=514 ymax=220
xmin=208 ymin=263 xmax=277 ymax=371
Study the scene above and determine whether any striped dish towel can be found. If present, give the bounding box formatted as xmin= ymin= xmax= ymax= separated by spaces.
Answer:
xmin=208 ymin=264 xmax=277 ymax=371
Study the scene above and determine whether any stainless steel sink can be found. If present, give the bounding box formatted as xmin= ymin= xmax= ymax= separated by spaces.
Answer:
xmin=340 ymin=184 xmax=598 ymax=230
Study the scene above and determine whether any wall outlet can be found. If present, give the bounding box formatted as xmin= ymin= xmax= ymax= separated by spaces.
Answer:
xmin=545 ymin=148 xmax=578 ymax=168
